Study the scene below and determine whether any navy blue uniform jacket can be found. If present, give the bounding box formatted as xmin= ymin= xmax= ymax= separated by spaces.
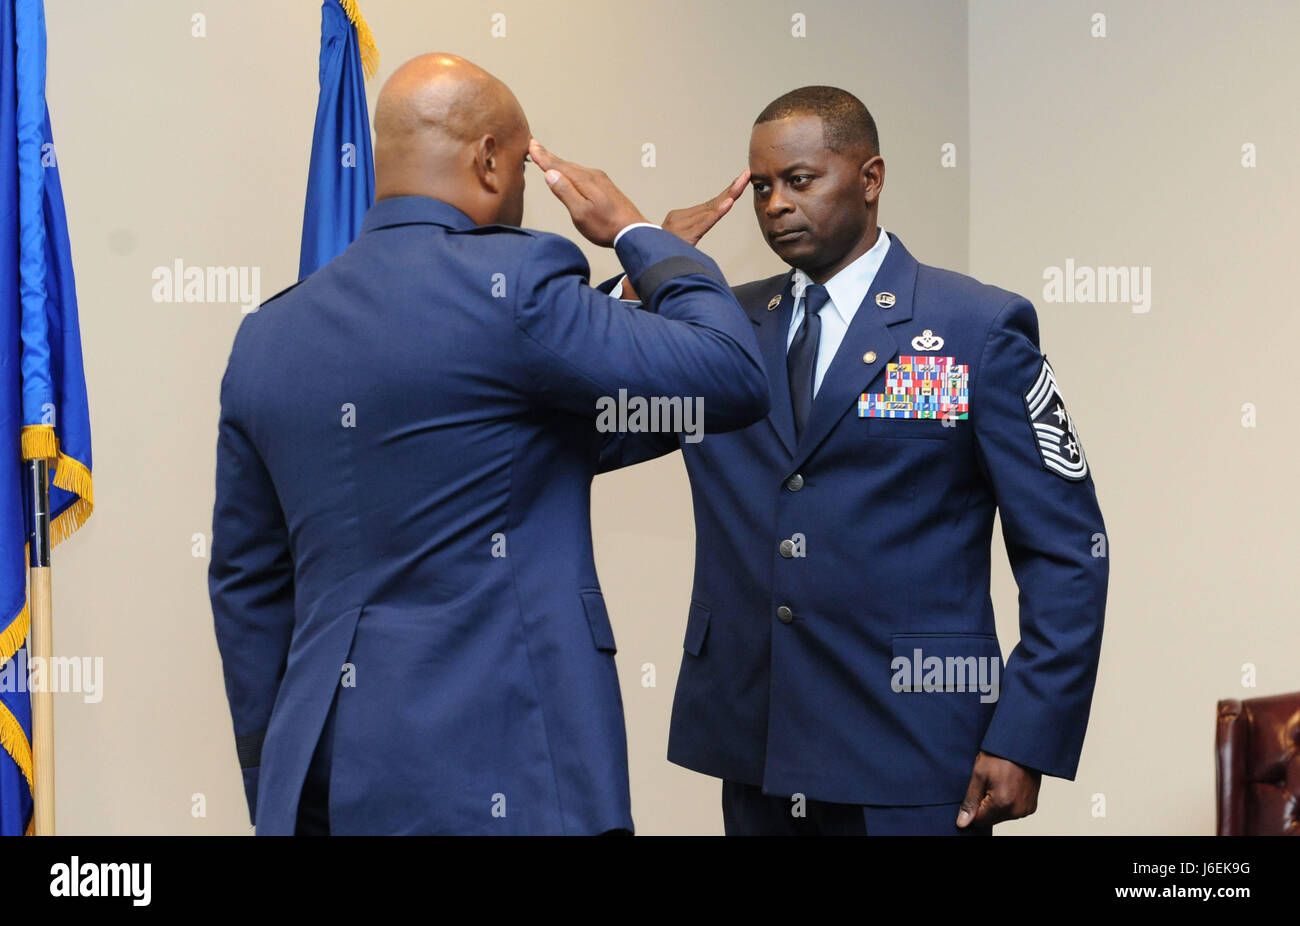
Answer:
xmin=209 ymin=196 xmax=769 ymax=834
xmin=599 ymin=231 xmax=1108 ymax=805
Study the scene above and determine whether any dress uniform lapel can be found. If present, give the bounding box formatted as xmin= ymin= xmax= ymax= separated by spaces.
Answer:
xmin=790 ymin=233 xmax=919 ymax=470
xmin=751 ymin=270 xmax=799 ymax=456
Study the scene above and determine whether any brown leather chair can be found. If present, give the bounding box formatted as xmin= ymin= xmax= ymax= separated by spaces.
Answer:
xmin=1216 ymin=692 xmax=1300 ymax=835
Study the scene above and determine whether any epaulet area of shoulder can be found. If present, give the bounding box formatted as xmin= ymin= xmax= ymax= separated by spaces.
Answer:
xmin=917 ymin=262 xmax=1022 ymax=318
xmin=255 ymin=278 xmax=306 ymax=311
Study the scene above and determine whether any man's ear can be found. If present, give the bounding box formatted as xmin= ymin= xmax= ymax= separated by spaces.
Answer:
xmin=474 ymin=134 xmax=501 ymax=195
xmin=861 ymin=155 xmax=884 ymax=206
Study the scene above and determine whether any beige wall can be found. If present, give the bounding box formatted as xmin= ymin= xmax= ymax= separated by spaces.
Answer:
xmin=971 ymin=0 xmax=1300 ymax=836
xmin=37 ymin=0 xmax=1288 ymax=836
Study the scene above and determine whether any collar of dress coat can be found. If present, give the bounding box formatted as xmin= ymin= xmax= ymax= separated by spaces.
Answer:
xmin=788 ymin=225 xmax=891 ymax=328
xmin=361 ymin=195 xmax=478 ymax=233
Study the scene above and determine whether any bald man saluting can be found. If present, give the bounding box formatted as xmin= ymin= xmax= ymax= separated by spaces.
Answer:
xmin=209 ymin=53 xmax=767 ymax=835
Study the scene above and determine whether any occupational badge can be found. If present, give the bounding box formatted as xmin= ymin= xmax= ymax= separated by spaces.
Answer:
xmin=910 ymin=329 xmax=944 ymax=351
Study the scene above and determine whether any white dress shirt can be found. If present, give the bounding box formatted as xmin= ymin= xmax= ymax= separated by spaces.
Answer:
xmin=610 ymin=227 xmax=890 ymax=398
xmin=613 ymin=222 xmax=660 ymax=247
xmin=787 ymin=226 xmax=890 ymax=396
xmin=605 ymin=224 xmax=663 ymax=299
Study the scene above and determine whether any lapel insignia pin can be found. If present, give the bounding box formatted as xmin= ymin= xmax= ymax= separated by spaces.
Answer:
xmin=876 ymin=292 xmax=896 ymax=308
xmin=910 ymin=329 xmax=944 ymax=351
xmin=767 ymin=295 xmax=781 ymax=311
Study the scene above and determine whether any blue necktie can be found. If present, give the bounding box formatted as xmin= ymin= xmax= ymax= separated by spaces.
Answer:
xmin=787 ymin=283 xmax=830 ymax=441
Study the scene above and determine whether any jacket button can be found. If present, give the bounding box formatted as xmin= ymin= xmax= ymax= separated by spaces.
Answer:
xmin=779 ymin=539 xmax=795 ymax=558
xmin=776 ymin=605 xmax=794 ymax=624
xmin=785 ymin=473 xmax=804 ymax=491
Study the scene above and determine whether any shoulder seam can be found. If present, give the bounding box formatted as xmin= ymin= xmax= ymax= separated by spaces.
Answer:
xmin=257 ymin=278 xmax=305 ymax=310
xmin=971 ymin=293 xmax=1031 ymax=425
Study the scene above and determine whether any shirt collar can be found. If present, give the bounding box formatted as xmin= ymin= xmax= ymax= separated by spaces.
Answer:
xmin=360 ymin=195 xmax=478 ymax=234
xmin=791 ymin=226 xmax=891 ymax=326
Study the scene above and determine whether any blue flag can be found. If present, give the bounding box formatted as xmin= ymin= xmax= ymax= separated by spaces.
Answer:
xmin=0 ymin=0 xmax=93 ymax=837
xmin=298 ymin=0 xmax=377 ymax=279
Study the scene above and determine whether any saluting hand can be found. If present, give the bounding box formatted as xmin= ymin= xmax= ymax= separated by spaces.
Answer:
xmin=661 ymin=169 xmax=751 ymax=245
xmin=956 ymin=750 xmax=1042 ymax=829
xmin=610 ymin=169 xmax=752 ymax=302
xmin=529 ymin=139 xmax=648 ymax=247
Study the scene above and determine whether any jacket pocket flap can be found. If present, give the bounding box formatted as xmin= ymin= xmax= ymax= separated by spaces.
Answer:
xmin=890 ymin=632 xmax=1001 ymax=657
xmin=890 ymin=632 xmax=1003 ymax=694
xmin=684 ymin=601 xmax=711 ymax=656
xmin=580 ymin=591 xmax=617 ymax=653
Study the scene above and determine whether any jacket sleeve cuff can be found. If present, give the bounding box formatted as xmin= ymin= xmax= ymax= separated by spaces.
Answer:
xmin=235 ymin=729 xmax=265 ymax=826
xmin=611 ymin=226 xmax=725 ymax=308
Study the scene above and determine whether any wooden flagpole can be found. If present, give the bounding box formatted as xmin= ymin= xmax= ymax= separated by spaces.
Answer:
xmin=28 ymin=458 xmax=53 ymax=835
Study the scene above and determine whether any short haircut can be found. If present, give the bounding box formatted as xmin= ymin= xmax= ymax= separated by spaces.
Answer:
xmin=754 ymin=86 xmax=879 ymax=159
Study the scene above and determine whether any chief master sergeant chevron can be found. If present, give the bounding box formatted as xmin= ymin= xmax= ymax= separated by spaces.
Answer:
xmin=599 ymin=86 xmax=1108 ymax=835
xmin=207 ymin=53 xmax=769 ymax=835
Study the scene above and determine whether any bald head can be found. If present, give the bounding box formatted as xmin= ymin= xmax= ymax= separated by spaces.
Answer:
xmin=374 ymin=53 xmax=531 ymax=226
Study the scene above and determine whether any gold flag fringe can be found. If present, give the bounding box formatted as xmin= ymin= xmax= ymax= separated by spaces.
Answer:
xmin=17 ymin=425 xmax=95 ymax=545
xmin=338 ymin=0 xmax=379 ymax=79
xmin=0 ymin=599 xmax=34 ymax=836
xmin=0 ymin=696 xmax=33 ymax=792
xmin=20 ymin=425 xmax=55 ymax=460
xmin=50 ymin=454 xmax=93 ymax=545
xmin=0 ymin=603 xmax=28 ymax=688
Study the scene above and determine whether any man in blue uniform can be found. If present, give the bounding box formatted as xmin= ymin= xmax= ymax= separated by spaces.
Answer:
xmin=600 ymin=86 xmax=1108 ymax=835
xmin=208 ymin=53 xmax=768 ymax=835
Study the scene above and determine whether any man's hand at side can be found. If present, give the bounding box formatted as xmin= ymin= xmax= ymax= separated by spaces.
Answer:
xmin=956 ymin=750 xmax=1042 ymax=828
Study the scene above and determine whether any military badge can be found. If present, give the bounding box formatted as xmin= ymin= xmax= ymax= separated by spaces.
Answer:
xmin=910 ymin=329 xmax=944 ymax=351
xmin=1024 ymin=357 xmax=1088 ymax=481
